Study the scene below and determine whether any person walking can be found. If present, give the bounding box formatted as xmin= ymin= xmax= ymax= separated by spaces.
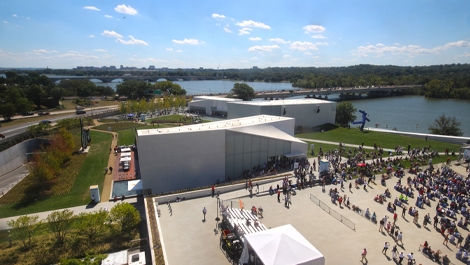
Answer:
xmin=398 ymin=252 xmax=404 ymax=264
xmin=382 ymin=242 xmax=390 ymax=254
xmin=402 ymin=206 xmax=406 ymax=218
xmin=277 ymin=189 xmax=281 ymax=202
xmin=443 ymin=233 xmax=449 ymax=246
xmin=212 ymin=185 xmax=215 ymax=197
xmin=349 ymin=182 xmax=352 ymax=192
xmin=387 ymin=222 xmax=391 ymax=234
xmin=393 ymin=212 xmax=398 ymax=225
xmin=379 ymin=218 xmax=384 ymax=232
xmin=110 ymin=147 xmax=112 ymax=153
xmin=109 ymin=166 xmax=113 ymax=174
xmin=391 ymin=244 xmax=398 ymax=260
xmin=397 ymin=231 xmax=403 ymax=245
xmin=361 ymin=248 xmax=367 ymax=263
xmin=202 ymin=207 xmax=207 ymax=221
xmin=105 ymin=167 xmax=108 ymax=174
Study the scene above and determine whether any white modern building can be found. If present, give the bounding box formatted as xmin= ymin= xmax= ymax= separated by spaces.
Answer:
xmin=227 ymin=99 xmax=336 ymax=130
xmin=188 ymin=96 xmax=242 ymax=116
xmin=136 ymin=115 xmax=307 ymax=195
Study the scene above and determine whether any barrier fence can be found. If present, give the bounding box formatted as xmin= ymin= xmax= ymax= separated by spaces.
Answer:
xmin=310 ymin=194 xmax=355 ymax=231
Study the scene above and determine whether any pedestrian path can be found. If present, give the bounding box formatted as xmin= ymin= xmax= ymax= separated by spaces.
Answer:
xmin=0 ymin=197 xmax=137 ymax=230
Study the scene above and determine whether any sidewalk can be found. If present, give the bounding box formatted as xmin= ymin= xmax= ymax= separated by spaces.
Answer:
xmin=0 ymin=197 xmax=137 ymax=230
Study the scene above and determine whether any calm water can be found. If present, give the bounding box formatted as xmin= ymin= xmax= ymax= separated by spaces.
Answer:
xmin=2 ymin=75 xmax=468 ymax=136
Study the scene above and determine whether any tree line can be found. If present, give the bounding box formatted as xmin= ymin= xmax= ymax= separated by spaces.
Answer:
xmin=0 ymin=71 xmax=114 ymax=120
xmin=118 ymin=95 xmax=187 ymax=114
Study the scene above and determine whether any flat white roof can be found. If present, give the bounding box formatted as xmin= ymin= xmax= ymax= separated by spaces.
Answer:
xmin=229 ymin=99 xmax=334 ymax=106
xmin=137 ymin=115 xmax=292 ymax=136
xmin=192 ymin=96 xmax=241 ymax=102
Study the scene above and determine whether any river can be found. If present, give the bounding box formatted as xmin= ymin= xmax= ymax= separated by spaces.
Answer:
xmin=2 ymin=75 xmax=469 ymax=136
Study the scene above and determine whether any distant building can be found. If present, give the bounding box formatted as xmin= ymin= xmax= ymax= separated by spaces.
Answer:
xmin=141 ymin=67 xmax=146 ymax=70
xmin=148 ymin=65 xmax=156 ymax=70
xmin=199 ymin=67 xmax=204 ymax=70
xmin=110 ymin=65 xmax=117 ymax=70
xmin=253 ymin=66 xmax=259 ymax=69
xmin=120 ymin=65 xmax=124 ymax=70
xmin=188 ymin=96 xmax=242 ymax=117
xmin=162 ymin=67 xmax=169 ymax=71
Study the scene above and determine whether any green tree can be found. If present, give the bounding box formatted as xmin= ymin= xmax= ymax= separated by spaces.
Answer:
xmin=74 ymin=209 xmax=108 ymax=241
xmin=428 ymin=114 xmax=463 ymax=136
xmin=230 ymin=83 xmax=255 ymax=101
xmin=46 ymin=209 xmax=74 ymax=244
xmin=0 ymin=103 xmax=17 ymax=120
xmin=26 ymin=84 xmax=46 ymax=107
xmin=6 ymin=215 xmax=39 ymax=248
xmin=116 ymin=80 xmax=152 ymax=100
xmin=107 ymin=202 xmax=141 ymax=235
xmin=335 ymin=102 xmax=357 ymax=127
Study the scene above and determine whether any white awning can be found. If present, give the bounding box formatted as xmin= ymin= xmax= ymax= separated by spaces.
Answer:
xmin=128 ymin=180 xmax=142 ymax=191
xmin=120 ymin=157 xmax=131 ymax=162
xmin=121 ymin=147 xmax=131 ymax=152
xmin=284 ymin=152 xmax=306 ymax=158
xmin=121 ymin=152 xmax=132 ymax=157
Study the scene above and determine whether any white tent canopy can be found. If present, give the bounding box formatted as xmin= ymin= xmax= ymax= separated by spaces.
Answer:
xmin=120 ymin=157 xmax=131 ymax=162
xmin=240 ymin=224 xmax=325 ymax=265
xmin=121 ymin=152 xmax=132 ymax=157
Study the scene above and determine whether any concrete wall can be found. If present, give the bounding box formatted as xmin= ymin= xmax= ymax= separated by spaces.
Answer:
xmin=227 ymin=101 xmax=336 ymax=129
xmin=0 ymin=138 xmax=50 ymax=176
xmin=367 ymin=128 xmax=470 ymax=145
xmin=189 ymin=98 xmax=240 ymax=115
xmin=138 ymin=130 xmax=226 ymax=195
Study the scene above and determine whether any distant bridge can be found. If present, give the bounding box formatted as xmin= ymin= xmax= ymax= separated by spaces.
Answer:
xmin=49 ymin=75 xmax=218 ymax=83
xmin=253 ymin=85 xmax=423 ymax=99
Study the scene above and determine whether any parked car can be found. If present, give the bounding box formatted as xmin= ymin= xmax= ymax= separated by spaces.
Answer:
xmin=40 ymin=120 xmax=52 ymax=124
xmin=0 ymin=134 xmax=5 ymax=139
xmin=22 ymin=112 xmax=34 ymax=116
xmin=76 ymin=110 xmax=86 ymax=115
xmin=38 ymin=112 xmax=50 ymax=116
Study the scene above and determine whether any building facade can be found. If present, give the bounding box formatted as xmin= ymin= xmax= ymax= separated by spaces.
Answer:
xmin=136 ymin=115 xmax=307 ymax=194
xmin=188 ymin=96 xmax=242 ymax=116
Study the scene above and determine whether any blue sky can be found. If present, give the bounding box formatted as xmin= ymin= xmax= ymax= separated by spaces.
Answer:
xmin=1 ymin=0 xmax=470 ymax=69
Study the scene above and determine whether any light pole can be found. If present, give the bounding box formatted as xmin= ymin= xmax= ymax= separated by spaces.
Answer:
xmin=215 ymin=192 xmax=220 ymax=222
xmin=8 ymin=230 xmax=11 ymax=247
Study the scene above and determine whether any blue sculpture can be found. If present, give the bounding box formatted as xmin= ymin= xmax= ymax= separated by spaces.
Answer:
xmin=353 ymin=110 xmax=370 ymax=131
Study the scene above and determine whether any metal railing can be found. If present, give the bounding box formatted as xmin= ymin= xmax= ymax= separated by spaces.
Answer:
xmin=310 ymin=194 xmax=355 ymax=231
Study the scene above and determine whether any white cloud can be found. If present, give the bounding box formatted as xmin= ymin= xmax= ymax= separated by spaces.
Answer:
xmin=236 ymin=20 xmax=271 ymax=29
xmin=249 ymin=37 xmax=262 ymax=41
xmin=251 ymin=57 xmax=258 ymax=60
xmin=457 ymin=52 xmax=470 ymax=57
xmin=269 ymin=38 xmax=291 ymax=44
xmin=354 ymin=40 xmax=470 ymax=57
xmin=114 ymin=4 xmax=138 ymax=15
xmin=84 ymin=6 xmax=100 ymax=11
xmin=26 ymin=17 xmax=30 ymax=20
xmin=166 ymin=48 xmax=173 ymax=51
xmin=394 ymin=43 xmax=401 ymax=46
xmin=303 ymin=25 xmax=325 ymax=34
xmin=248 ymin=45 xmax=280 ymax=53
xmin=215 ymin=23 xmax=221 ymax=26
xmin=238 ymin=28 xmax=252 ymax=35
xmin=101 ymin=30 xmax=123 ymax=38
xmin=94 ymin=49 xmax=107 ymax=52
xmin=172 ymin=39 xmax=204 ymax=45
xmin=311 ymin=34 xmax=326 ymax=39
xmin=212 ymin=14 xmax=225 ymax=19
xmin=3 ymin=21 xmax=7 ymax=24
xmin=56 ymin=53 xmax=99 ymax=59
xmin=304 ymin=52 xmax=312 ymax=55
xmin=104 ymin=15 xmax=113 ymax=18
xmin=116 ymin=36 xmax=149 ymax=45
xmin=87 ymin=34 xmax=95 ymax=38
xmin=283 ymin=55 xmax=292 ymax=58
xmin=33 ymin=49 xmax=58 ymax=53
xmin=224 ymin=27 xmax=233 ymax=33
xmin=176 ymin=50 xmax=182 ymax=52
xmin=239 ymin=60 xmax=249 ymax=63
xmin=290 ymin=41 xmax=319 ymax=51
xmin=13 ymin=14 xmax=17 ymax=17
xmin=312 ymin=56 xmax=319 ymax=59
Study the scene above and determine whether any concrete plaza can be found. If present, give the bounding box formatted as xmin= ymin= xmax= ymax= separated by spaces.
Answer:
xmin=157 ymin=163 xmax=469 ymax=265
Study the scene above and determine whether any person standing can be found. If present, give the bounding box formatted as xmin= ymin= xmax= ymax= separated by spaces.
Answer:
xmin=105 ymin=167 xmax=108 ymax=174
xmin=393 ymin=212 xmax=398 ymax=225
xmin=361 ymin=248 xmax=367 ymax=263
xmin=109 ymin=166 xmax=113 ymax=173
xmin=202 ymin=207 xmax=207 ymax=221
xmin=277 ymin=189 xmax=281 ymax=202
xmin=402 ymin=206 xmax=406 ymax=218
xmin=349 ymin=182 xmax=352 ymax=192
xmin=443 ymin=233 xmax=449 ymax=246
xmin=212 ymin=185 xmax=215 ymax=197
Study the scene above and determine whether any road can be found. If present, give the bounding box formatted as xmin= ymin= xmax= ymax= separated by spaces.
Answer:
xmin=0 ymin=165 xmax=29 ymax=197
xmin=0 ymin=106 xmax=118 ymax=142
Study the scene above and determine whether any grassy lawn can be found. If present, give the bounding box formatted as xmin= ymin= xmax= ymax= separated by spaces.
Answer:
xmin=147 ymin=114 xmax=185 ymax=122
xmin=93 ymin=121 xmax=148 ymax=132
xmin=296 ymin=125 xmax=461 ymax=153
xmin=0 ymin=130 xmax=112 ymax=218
xmin=60 ymin=99 xmax=118 ymax=110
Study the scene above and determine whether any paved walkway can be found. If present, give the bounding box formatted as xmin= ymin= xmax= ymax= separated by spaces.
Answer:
xmin=0 ymin=197 xmax=138 ymax=230
xmin=0 ymin=165 xmax=29 ymax=198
